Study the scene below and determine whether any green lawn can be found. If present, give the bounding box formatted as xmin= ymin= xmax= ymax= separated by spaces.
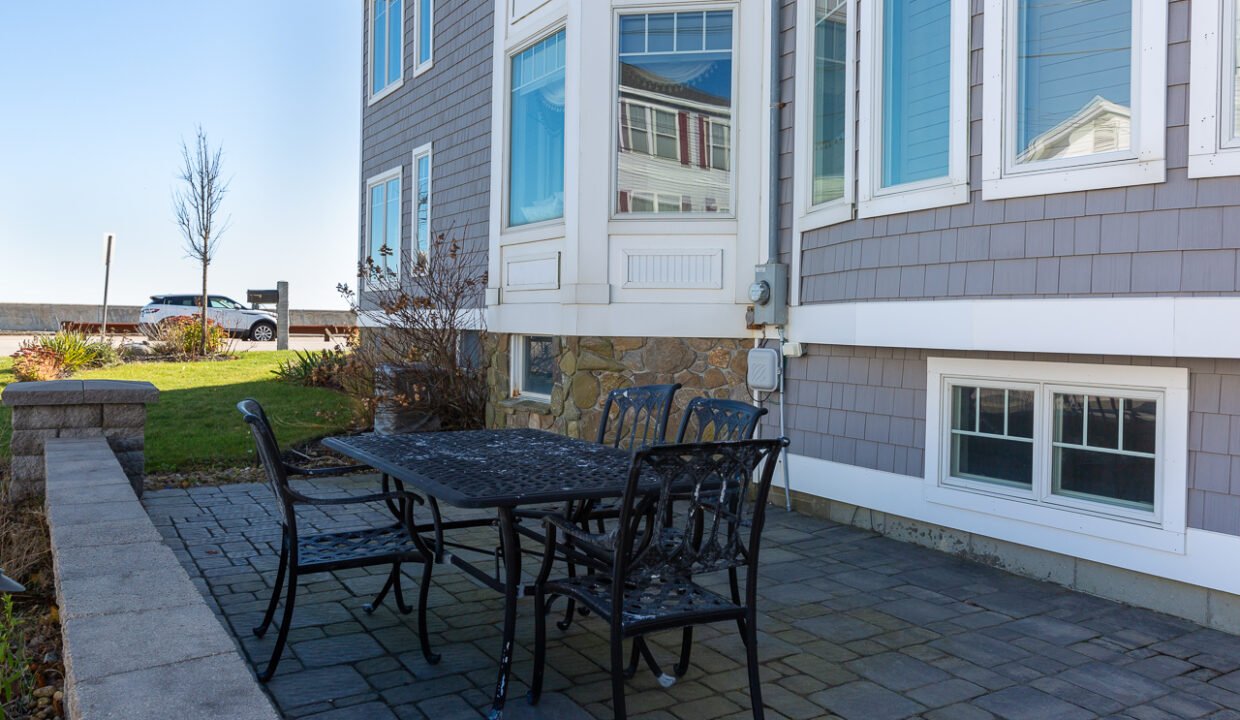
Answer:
xmin=0 ymin=352 xmax=358 ymax=472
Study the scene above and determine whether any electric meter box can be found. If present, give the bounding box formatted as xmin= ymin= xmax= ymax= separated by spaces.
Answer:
xmin=747 ymin=347 xmax=781 ymax=392
xmin=751 ymin=263 xmax=788 ymax=326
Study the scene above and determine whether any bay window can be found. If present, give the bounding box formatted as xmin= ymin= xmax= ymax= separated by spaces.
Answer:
xmin=370 ymin=0 xmax=403 ymax=100
xmin=615 ymin=10 xmax=734 ymax=217
xmin=509 ymin=30 xmax=567 ymax=228
xmin=1189 ymin=0 xmax=1240 ymax=177
xmin=366 ymin=168 xmax=402 ymax=281
xmin=982 ymin=0 xmax=1166 ymax=198
xmin=926 ymin=358 xmax=1188 ymax=550
xmin=858 ymin=0 xmax=968 ymax=218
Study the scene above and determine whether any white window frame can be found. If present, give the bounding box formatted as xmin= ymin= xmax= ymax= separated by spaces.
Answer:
xmin=368 ymin=0 xmax=405 ymax=105
xmin=412 ymin=143 xmax=433 ymax=270
xmin=793 ymin=0 xmax=856 ymax=233
xmin=982 ymin=0 xmax=1166 ymax=199
xmin=610 ymin=5 xmax=740 ymax=221
xmin=857 ymin=0 xmax=969 ymax=219
xmin=1190 ymin=0 xmax=1240 ymax=178
xmin=414 ymin=0 xmax=434 ymax=76
xmin=925 ymin=358 xmax=1188 ymax=552
xmin=363 ymin=166 xmax=404 ymax=287
xmin=509 ymin=334 xmax=554 ymax=402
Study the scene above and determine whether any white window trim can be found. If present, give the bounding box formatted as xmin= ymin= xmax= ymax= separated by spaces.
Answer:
xmin=925 ymin=357 xmax=1188 ymax=553
xmin=610 ymin=4 xmax=741 ymax=221
xmin=1189 ymin=0 xmax=1240 ymax=178
xmin=857 ymin=0 xmax=969 ymax=219
xmin=414 ymin=0 xmax=434 ymax=76
xmin=412 ymin=143 xmax=433 ymax=268
xmin=363 ymin=166 xmax=404 ymax=288
xmin=509 ymin=334 xmax=554 ymax=402
xmin=981 ymin=0 xmax=1167 ymax=199
xmin=368 ymin=0 xmax=405 ymax=106
xmin=793 ymin=0 xmax=856 ymax=235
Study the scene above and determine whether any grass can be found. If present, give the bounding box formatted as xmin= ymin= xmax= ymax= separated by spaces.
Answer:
xmin=0 ymin=352 xmax=358 ymax=472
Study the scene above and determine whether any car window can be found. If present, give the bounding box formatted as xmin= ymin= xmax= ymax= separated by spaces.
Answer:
xmin=209 ymin=298 xmax=230 ymax=309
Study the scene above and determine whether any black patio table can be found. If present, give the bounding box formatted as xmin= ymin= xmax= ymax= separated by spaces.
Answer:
xmin=321 ymin=428 xmax=636 ymax=719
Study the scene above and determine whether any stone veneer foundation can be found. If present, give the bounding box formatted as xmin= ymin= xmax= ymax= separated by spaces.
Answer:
xmin=486 ymin=335 xmax=752 ymax=438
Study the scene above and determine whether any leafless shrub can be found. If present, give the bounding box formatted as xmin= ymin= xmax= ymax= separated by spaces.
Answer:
xmin=337 ymin=233 xmax=488 ymax=431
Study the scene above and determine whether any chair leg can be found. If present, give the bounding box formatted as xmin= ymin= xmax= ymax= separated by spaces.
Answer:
xmin=729 ymin=568 xmax=748 ymax=642
xmin=609 ymin=626 xmax=628 ymax=720
xmin=253 ymin=538 xmax=288 ymax=638
xmin=364 ymin=563 xmax=399 ymax=614
xmin=392 ymin=562 xmax=413 ymax=615
xmin=257 ymin=569 xmax=298 ymax=682
xmin=556 ymin=565 xmax=578 ymax=631
xmin=743 ymin=609 xmax=764 ymax=720
xmin=529 ymin=582 xmax=548 ymax=705
xmin=674 ymin=626 xmax=694 ymax=677
xmin=416 ymin=558 xmax=440 ymax=664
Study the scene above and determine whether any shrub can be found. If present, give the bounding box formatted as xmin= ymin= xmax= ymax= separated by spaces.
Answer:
xmin=10 ymin=331 xmax=118 ymax=381
xmin=273 ymin=347 xmax=352 ymax=390
xmin=151 ymin=316 xmax=230 ymax=357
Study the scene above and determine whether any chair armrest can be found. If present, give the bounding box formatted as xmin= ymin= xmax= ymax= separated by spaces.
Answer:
xmin=544 ymin=514 xmax=617 ymax=554
xmin=284 ymin=463 xmax=370 ymax=477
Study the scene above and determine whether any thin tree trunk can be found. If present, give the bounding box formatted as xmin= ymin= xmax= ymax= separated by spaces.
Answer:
xmin=201 ymin=257 xmax=209 ymax=356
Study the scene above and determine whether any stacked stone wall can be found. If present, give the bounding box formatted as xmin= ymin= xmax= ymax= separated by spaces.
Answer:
xmin=485 ymin=335 xmax=751 ymax=439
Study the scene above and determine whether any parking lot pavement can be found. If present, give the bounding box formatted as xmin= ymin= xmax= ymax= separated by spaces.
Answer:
xmin=0 ymin=333 xmax=337 ymax=357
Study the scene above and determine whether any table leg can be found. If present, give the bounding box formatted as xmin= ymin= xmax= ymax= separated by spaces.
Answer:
xmin=488 ymin=507 xmax=521 ymax=720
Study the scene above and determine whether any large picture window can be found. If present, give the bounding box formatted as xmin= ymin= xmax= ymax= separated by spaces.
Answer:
xmin=615 ymin=10 xmax=734 ymax=216
xmin=983 ymin=0 xmax=1166 ymax=198
xmin=509 ymin=30 xmax=566 ymax=228
xmin=371 ymin=0 xmax=403 ymax=99
xmin=366 ymin=168 xmax=402 ymax=281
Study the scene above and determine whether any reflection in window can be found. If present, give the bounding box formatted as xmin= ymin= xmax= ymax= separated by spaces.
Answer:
xmin=881 ymin=0 xmax=950 ymax=187
xmin=1016 ymin=0 xmax=1131 ymax=164
xmin=950 ymin=386 xmax=1035 ymax=488
xmin=521 ymin=336 xmax=555 ymax=397
xmin=509 ymin=31 xmax=566 ymax=227
xmin=813 ymin=0 xmax=848 ymax=204
xmin=371 ymin=0 xmax=403 ymax=96
xmin=414 ymin=150 xmax=431 ymax=262
xmin=1053 ymin=394 xmax=1155 ymax=510
xmin=616 ymin=11 xmax=733 ymax=215
xmin=368 ymin=175 xmax=401 ymax=278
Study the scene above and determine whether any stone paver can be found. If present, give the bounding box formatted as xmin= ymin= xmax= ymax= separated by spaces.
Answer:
xmin=144 ymin=474 xmax=1240 ymax=719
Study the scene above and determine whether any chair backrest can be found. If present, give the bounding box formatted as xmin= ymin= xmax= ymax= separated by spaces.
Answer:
xmin=674 ymin=397 xmax=768 ymax=443
xmin=237 ymin=398 xmax=293 ymax=526
xmin=613 ymin=438 xmax=786 ymax=591
xmin=596 ymin=383 xmax=681 ymax=452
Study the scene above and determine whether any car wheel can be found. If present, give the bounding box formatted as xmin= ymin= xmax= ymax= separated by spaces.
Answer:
xmin=250 ymin=321 xmax=276 ymax=342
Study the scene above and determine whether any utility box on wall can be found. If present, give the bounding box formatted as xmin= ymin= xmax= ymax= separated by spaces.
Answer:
xmin=750 ymin=263 xmax=788 ymax=326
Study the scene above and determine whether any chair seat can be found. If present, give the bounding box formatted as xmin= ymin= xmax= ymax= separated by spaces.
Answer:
xmin=546 ymin=573 xmax=743 ymax=635
xmin=298 ymin=524 xmax=426 ymax=571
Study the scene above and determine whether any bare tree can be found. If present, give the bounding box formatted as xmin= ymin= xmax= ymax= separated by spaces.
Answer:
xmin=173 ymin=126 xmax=230 ymax=355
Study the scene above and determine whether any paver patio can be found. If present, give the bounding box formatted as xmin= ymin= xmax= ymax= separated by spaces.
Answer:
xmin=143 ymin=474 xmax=1240 ymax=719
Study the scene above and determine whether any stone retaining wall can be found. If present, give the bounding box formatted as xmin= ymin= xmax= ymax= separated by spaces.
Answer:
xmin=0 ymin=303 xmax=355 ymax=333
xmin=1 ymin=380 xmax=158 ymax=500
xmin=44 ymin=438 xmax=280 ymax=720
xmin=485 ymin=335 xmax=751 ymax=438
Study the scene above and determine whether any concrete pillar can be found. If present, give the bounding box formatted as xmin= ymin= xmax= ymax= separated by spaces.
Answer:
xmin=276 ymin=281 xmax=289 ymax=351
xmin=1 ymin=380 xmax=159 ymax=499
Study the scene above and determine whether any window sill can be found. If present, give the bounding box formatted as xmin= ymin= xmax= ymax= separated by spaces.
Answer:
xmin=368 ymin=79 xmax=404 ymax=107
xmin=499 ymin=396 xmax=552 ymax=415
xmin=983 ymin=158 xmax=1165 ymax=200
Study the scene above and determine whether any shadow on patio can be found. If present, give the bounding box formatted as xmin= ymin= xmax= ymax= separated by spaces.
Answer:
xmin=142 ymin=474 xmax=1240 ymax=720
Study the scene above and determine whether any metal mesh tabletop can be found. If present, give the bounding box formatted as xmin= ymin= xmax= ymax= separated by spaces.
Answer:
xmin=322 ymin=429 xmax=635 ymax=509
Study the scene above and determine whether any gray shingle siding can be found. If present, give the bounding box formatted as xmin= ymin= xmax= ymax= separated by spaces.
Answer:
xmin=763 ymin=345 xmax=1240 ymax=536
xmin=359 ymin=0 xmax=493 ymax=282
xmin=793 ymin=0 xmax=1240 ymax=303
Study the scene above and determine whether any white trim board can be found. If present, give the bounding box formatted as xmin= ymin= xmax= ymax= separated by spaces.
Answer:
xmin=783 ymin=452 xmax=1240 ymax=596
xmin=788 ymin=297 xmax=1240 ymax=359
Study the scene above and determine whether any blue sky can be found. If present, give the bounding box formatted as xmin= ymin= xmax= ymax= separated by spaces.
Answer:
xmin=0 ymin=2 xmax=361 ymax=310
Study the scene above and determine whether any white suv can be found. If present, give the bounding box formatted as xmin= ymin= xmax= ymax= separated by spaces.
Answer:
xmin=139 ymin=295 xmax=278 ymax=341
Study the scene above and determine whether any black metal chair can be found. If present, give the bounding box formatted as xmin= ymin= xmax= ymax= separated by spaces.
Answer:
xmin=597 ymin=383 xmax=682 ymax=451
xmin=237 ymin=399 xmax=439 ymax=681
xmin=674 ymin=397 xmax=768 ymax=444
xmin=529 ymin=438 xmax=787 ymax=720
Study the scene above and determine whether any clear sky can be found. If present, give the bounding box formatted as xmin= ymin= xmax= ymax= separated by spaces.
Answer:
xmin=0 ymin=1 xmax=361 ymax=310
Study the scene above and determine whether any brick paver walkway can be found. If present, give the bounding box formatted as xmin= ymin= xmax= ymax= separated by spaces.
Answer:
xmin=144 ymin=475 xmax=1240 ymax=719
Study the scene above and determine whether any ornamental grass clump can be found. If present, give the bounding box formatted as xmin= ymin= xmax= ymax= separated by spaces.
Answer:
xmin=10 ymin=332 xmax=118 ymax=381
xmin=151 ymin=316 xmax=230 ymax=358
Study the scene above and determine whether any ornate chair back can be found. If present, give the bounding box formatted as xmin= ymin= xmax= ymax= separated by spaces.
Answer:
xmin=237 ymin=398 xmax=295 ymax=528
xmin=596 ymin=384 xmax=681 ymax=452
xmin=674 ymin=397 xmax=767 ymax=443
xmin=613 ymin=439 xmax=786 ymax=594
